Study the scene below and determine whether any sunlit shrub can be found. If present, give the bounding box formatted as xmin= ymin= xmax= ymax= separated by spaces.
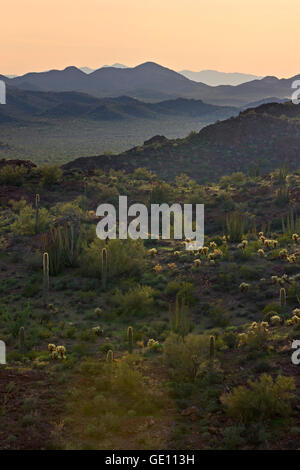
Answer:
xmin=164 ymin=333 xmax=210 ymax=380
xmin=80 ymin=238 xmax=146 ymax=279
xmin=0 ymin=165 xmax=27 ymax=186
xmin=11 ymin=205 xmax=51 ymax=235
xmin=238 ymin=322 xmax=269 ymax=351
xmin=112 ymin=285 xmax=154 ymax=317
xmin=221 ymin=374 xmax=295 ymax=422
xmin=39 ymin=164 xmax=63 ymax=187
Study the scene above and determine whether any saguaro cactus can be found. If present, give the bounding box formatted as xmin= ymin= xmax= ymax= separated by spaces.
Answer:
xmin=106 ymin=349 xmax=114 ymax=363
xmin=101 ymin=247 xmax=108 ymax=289
xmin=35 ymin=194 xmax=40 ymax=234
xmin=127 ymin=326 xmax=134 ymax=354
xmin=209 ymin=335 xmax=215 ymax=369
xmin=43 ymin=252 xmax=50 ymax=305
xmin=19 ymin=326 xmax=25 ymax=355
xmin=280 ymin=287 xmax=287 ymax=308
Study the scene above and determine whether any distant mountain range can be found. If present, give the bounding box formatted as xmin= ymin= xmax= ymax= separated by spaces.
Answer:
xmin=79 ymin=65 xmax=262 ymax=86
xmin=1 ymin=62 xmax=297 ymax=106
xmin=179 ymin=70 xmax=262 ymax=86
xmin=0 ymin=87 xmax=237 ymax=124
xmin=80 ymin=63 xmax=127 ymax=74
xmin=63 ymin=101 xmax=300 ymax=182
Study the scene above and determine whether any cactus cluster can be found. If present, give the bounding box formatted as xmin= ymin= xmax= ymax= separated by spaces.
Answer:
xmin=169 ymin=295 xmax=191 ymax=340
xmin=48 ymin=344 xmax=66 ymax=360
xmin=259 ymin=234 xmax=278 ymax=249
xmin=199 ymin=246 xmax=209 ymax=257
xmin=237 ymin=239 xmax=248 ymax=250
xmin=148 ymin=248 xmax=157 ymax=257
xmin=239 ymin=282 xmax=250 ymax=293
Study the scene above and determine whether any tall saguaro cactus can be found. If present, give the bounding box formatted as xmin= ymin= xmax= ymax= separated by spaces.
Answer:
xmin=101 ymin=247 xmax=108 ymax=290
xmin=43 ymin=252 xmax=50 ymax=305
xmin=127 ymin=326 xmax=134 ymax=354
xmin=19 ymin=326 xmax=25 ymax=355
xmin=209 ymin=335 xmax=215 ymax=369
xmin=280 ymin=287 xmax=287 ymax=308
xmin=106 ymin=349 xmax=114 ymax=363
xmin=35 ymin=193 xmax=40 ymax=234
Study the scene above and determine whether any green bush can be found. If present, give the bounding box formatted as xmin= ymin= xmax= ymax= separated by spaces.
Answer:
xmin=11 ymin=205 xmax=51 ymax=236
xmin=208 ymin=301 xmax=230 ymax=327
xmin=39 ymin=164 xmax=63 ymax=187
xmin=0 ymin=165 xmax=27 ymax=186
xmin=112 ymin=285 xmax=154 ymax=317
xmin=221 ymin=374 xmax=295 ymax=422
xmin=164 ymin=333 xmax=210 ymax=381
xmin=80 ymin=238 xmax=146 ymax=280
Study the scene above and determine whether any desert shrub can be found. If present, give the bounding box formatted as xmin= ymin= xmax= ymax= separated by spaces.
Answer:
xmin=0 ymin=165 xmax=27 ymax=186
xmin=239 ymin=265 xmax=263 ymax=281
xmin=133 ymin=167 xmax=153 ymax=180
xmin=186 ymin=186 xmax=208 ymax=205
xmin=164 ymin=333 xmax=210 ymax=381
xmin=112 ymin=285 xmax=154 ymax=317
xmin=1 ymin=303 xmax=31 ymax=337
xmin=221 ymin=374 xmax=295 ymax=423
xmin=64 ymin=357 xmax=162 ymax=448
xmin=214 ymin=271 xmax=237 ymax=292
xmin=11 ymin=205 xmax=51 ymax=235
xmin=222 ymin=425 xmax=246 ymax=450
xmin=39 ymin=164 xmax=63 ymax=187
xmin=223 ymin=327 xmax=238 ymax=349
xmin=220 ymin=172 xmax=246 ymax=188
xmin=238 ymin=322 xmax=269 ymax=351
xmin=149 ymin=182 xmax=173 ymax=204
xmin=80 ymin=238 xmax=146 ymax=279
xmin=51 ymin=200 xmax=85 ymax=222
xmin=164 ymin=280 xmax=181 ymax=296
xmin=208 ymin=301 xmax=230 ymax=327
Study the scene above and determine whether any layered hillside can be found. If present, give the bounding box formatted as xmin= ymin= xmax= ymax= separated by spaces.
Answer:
xmin=63 ymin=101 xmax=300 ymax=182
xmin=0 ymin=88 xmax=237 ymax=123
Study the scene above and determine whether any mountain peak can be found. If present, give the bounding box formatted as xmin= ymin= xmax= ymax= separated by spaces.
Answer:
xmin=63 ymin=66 xmax=83 ymax=73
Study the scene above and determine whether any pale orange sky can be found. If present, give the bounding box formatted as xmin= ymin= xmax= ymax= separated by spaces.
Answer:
xmin=1 ymin=0 xmax=298 ymax=77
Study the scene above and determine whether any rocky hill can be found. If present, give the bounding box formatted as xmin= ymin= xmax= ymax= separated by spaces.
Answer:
xmin=63 ymin=101 xmax=300 ymax=182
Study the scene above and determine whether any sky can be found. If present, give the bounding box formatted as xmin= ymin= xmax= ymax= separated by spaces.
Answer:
xmin=1 ymin=0 xmax=299 ymax=77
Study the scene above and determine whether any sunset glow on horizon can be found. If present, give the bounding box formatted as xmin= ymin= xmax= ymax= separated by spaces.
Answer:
xmin=2 ymin=0 xmax=299 ymax=77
